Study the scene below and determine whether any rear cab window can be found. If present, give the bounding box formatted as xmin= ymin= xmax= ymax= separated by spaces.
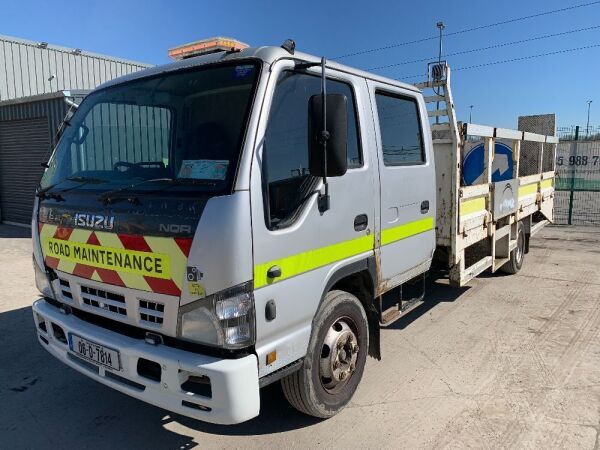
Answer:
xmin=375 ymin=91 xmax=425 ymax=166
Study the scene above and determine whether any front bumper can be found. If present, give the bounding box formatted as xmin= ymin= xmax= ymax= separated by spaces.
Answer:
xmin=32 ymin=299 xmax=260 ymax=425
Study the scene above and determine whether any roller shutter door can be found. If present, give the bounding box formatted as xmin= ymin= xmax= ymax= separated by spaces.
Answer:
xmin=0 ymin=117 xmax=49 ymax=224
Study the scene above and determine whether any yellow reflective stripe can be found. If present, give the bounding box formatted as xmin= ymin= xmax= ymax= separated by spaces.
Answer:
xmin=145 ymin=235 xmax=187 ymax=289
xmin=69 ymin=228 xmax=93 ymax=243
xmin=93 ymin=231 xmax=153 ymax=291
xmin=90 ymin=271 xmax=102 ymax=282
xmin=381 ymin=217 xmax=434 ymax=246
xmin=460 ymin=197 xmax=486 ymax=216
xmin=55 ymin=229 xmax=92 ymax=276
xmin=254 ymin=234 xmax=374 ymax=289
xmin=519 ymin=183 xmax=538 ymax=198
xmin=94 ymin=230 xmax=123 ymax=249
xmin=57 ymin=258 xmax=77 ymax=274
xmin=118 ymin=271 xmax=152 ymax=291
xmin=39 ymin=224 xmax=57 ymax=243
xmin=540 ymin=178 xmax=553 ymax=190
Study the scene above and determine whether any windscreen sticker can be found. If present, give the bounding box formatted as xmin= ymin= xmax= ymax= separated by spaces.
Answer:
xmin=234 ymin=65 xmax=255 ymax=78
xmin=179 ymin=160 xmax=229 ymax=180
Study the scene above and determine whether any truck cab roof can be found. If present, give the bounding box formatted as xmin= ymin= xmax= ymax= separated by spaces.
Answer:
xmin=97 ymin=45 xmax=421 ymax=94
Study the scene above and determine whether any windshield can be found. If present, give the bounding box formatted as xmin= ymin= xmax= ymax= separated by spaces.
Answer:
xmin=40 ymin=61 xmax=261 ymax=195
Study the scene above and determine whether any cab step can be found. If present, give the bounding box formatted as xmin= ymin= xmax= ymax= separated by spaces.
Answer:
xmin=378 ymin=273 xmax=426 ymax=326
xmin=380 ymin=297 xmax=424 ymax=325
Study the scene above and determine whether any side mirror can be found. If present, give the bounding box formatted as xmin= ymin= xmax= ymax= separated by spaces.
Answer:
xmin=71 ymin=124 xmax=89 ymax=146
xmin=308 ymin=94 xmax=348 ymax=177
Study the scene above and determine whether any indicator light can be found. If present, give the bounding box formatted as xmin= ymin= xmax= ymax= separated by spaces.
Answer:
xmin=266 ymin=351 xmax=277 ymax=365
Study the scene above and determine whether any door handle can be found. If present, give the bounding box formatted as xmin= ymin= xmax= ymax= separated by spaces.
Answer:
xmin=420 ymin=201 xmax=429 ymax=214
xmin=267 ymin=265 xmax=282 ymax=279
xmin=354 ymin=214 xmax=368 ymax=231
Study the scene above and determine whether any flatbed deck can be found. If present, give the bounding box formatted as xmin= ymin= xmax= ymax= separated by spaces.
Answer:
xmin=418 ymin=65 xmax=557 ymax=285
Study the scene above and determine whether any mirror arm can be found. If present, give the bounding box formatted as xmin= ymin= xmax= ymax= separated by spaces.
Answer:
xmin=317 ymin=56 xmax=330 ymax=213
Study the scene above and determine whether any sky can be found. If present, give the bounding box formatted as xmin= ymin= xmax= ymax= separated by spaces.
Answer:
xmin=2 ymin=0 xmax=599 ymax=129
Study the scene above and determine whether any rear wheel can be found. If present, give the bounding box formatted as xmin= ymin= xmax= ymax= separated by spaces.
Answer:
xmin=501 ymin=222 xmax=525 ymax=274
xmin=281 ymin=290 xmax=369 ymax=418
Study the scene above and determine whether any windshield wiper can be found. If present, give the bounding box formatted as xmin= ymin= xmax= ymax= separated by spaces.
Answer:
xmin=98 ymin=178 xmax=175 ymax=205
xmin=98 ymin=177 xmax=219 ymax=205
xmin=37 ymin=176 xmax=107 ymax=201
xmin=168 ymin=178 xmax=218 ymax=186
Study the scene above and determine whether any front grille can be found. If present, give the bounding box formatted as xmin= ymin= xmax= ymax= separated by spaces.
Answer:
xmin=81 ymin=285 xmax=126 ymax=316
xmin=56 ymin=278 xmax=168 ymax=329
xmin=58 ymin=279 xmax=73 ymax=300
xmin=139 ymin=300 xmax=164 ymax=325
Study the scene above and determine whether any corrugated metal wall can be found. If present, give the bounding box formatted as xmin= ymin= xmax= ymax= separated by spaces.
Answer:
xmin=0 ymin=93 xmax=75 ymax=146
xmin=0 ymin=94 xmax=86 ymax=224
xmin=0 ymin=34 xmax=151 ymax=101
xmin=0 ymin=117 xmax=49 ymax=223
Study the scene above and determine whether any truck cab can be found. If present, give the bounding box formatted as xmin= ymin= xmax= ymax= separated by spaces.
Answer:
xmin=32 ymin=40 xmax=442 ymax=424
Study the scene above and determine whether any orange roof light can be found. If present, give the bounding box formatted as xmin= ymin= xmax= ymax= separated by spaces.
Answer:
xmin=168 ymin=37 xmax=249 ymax=60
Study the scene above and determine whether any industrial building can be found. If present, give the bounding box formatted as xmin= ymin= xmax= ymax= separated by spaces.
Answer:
xmin=0 ymin=34 xmax=151 ymax=225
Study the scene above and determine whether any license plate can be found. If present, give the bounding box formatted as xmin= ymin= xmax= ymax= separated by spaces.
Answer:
xmin=69 ymin=334 xmax=121 ymax=371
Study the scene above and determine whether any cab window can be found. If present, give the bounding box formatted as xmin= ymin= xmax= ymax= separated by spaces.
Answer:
xmin=375 ymin=91 xmax=425 ymax=166
xmin=262 ymin=71 xmax=361 ymax=229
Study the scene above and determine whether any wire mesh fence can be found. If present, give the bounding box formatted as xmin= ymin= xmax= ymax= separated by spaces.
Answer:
xmin=519 ymin=114 xmax=556 ymax=176
xmin=557 ymin=125 xmax=600 ymax=141
xmin=554 ymin=128 xmax=600 ymax=225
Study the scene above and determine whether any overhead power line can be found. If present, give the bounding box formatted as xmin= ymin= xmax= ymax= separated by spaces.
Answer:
xmin=369 ymin=24 xmax=600 ymax=71
xmin=333 ymin=1 xmax=600 ymax=60
xmin=397 ymin=43 xmax=600 ymax=80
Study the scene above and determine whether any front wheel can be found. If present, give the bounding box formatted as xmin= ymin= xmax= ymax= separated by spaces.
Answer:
xmin=500 ymin=222 xmax=525 ymax=274
xmin=281 ymin=290 xmax=369 ymax=418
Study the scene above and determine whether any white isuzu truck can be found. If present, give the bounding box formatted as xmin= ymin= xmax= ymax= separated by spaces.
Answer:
xmin=31 ymin=38 xmax=557 ymax=424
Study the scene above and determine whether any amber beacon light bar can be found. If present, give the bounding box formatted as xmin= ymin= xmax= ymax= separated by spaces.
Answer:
xmin=168 ymin=37 xmax=249 ymax=60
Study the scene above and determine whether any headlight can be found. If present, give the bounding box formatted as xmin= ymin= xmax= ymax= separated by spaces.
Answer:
xmin=33 ymin=255 xmax=54 ymax=298
xmin=178 ymin=282 xmax=255 ymax=349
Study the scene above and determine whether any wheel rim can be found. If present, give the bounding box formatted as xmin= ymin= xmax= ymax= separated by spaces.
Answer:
xmin=319 ymin=318 xmax=359 ymax=393
xmin=516 ymin=230 xmax=524 ymax=264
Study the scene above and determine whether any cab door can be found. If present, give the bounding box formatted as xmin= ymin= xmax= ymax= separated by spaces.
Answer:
xmin=367 ymin=81 xmax=436 ymax=289
xmin=250 ymin=62 xmax=378 ymax=376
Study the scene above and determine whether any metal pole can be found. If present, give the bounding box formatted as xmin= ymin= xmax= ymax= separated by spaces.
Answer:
xmin=586 ymin=100 xmax=592 ymax=137
xmin=568 ymin=126 xmax=579 ymax=225
xmin=435 ymin=22 xmax=445 ymax=125
xmin=469 ymin=105 xmax=473 ymax=124
xmin=436 ymin=22 xmax=445 ymax=62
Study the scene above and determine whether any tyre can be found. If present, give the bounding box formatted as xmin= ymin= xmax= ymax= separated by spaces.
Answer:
xmin=500 ymin=222 xmax=525 ymax=274
xmin=281 ymin=290 xmax=369 ymax=418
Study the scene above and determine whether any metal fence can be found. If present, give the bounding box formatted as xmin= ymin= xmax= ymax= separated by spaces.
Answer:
xmin=557 ymin=125 xmax=600 ymax=141
xmin=554 ymin=126 xmax=600 ymax=225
